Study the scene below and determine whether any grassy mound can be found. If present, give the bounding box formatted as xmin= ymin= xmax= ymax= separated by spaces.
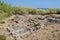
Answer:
xmin=0 ymin=1 xmax=60 ymax=21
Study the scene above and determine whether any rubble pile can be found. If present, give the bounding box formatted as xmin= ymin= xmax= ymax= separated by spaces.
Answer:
xmin=7 ymin=14 xmax=60 ymax=40
xmin=44 ymin=15 xmax=60 ymax=26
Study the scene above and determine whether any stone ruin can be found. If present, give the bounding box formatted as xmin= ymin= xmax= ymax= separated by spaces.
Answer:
xmin=7 ymin=14 xmax=60 ymax=40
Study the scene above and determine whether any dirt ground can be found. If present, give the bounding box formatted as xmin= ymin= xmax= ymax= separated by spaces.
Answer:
xmin=0 ymin=18 xmax=15 ymax=40
xmin=24 ymin=24 xmax=60 ymax=40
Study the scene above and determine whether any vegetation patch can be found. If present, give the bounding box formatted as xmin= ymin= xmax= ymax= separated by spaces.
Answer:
xmin=33 ymin=22 xmax=40 ymax=27
xmin=0 ymin=35 xmax=6 ymax=40
xmin=0 ymin=1 xmax=60 ymax=21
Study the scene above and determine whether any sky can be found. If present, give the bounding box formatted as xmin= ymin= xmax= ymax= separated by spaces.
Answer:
xmin=1 ymin=0 xmax=60 ymax=8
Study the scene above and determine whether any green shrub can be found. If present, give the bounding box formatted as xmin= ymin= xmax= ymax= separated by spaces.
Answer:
xmin=33 ymin=22 xmax=40 ymax=27
xmin=14 ymin=7 xmax=29 ymax=15
xmin=0 ymin=1 xmax=14 ymax=21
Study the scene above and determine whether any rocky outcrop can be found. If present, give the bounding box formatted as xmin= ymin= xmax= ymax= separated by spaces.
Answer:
xmin=7 ymin=14 xmax=60 ymax=40
xmin=44 ymin=15 xmax=60 ymax=26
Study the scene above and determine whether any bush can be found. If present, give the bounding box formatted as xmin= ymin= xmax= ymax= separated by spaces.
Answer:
xmin=0 ymin=1 xmax=14 ymax=21
xmin=14 ymin=7 xmax=28 ymax=15
xmin=33 ymin=22 xmax=40 ymax=27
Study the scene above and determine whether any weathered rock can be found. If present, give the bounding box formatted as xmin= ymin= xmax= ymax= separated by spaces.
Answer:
xmin=44 ymin=15 xmax=60 ymax=26
xmin=7 ymin=14 xmax=60 ymax=40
